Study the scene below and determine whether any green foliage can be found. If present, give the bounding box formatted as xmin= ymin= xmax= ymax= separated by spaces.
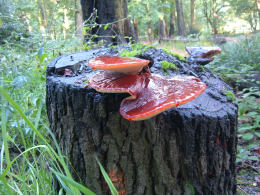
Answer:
xmin=0 ymin=0 xmax=29 ymax=44
xmin=206 ymin=34 xmax=260 ymax=165
xmin=228 ymin=0 xmax=259 ymax=31
xmin=207 ymin=34 xmax=260 ymax=88
xmin=162 ymin=48 xmax=186 ymax=61
xmin=161 ymin=61 xmax=178 ymax=74
xmin=236 ymin=87 xmax=260 ymax=163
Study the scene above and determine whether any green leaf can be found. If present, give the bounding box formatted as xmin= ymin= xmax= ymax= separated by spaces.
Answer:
xmin=238 ymin=125 xmax=251 ymax=133
xmin=38 ymin=46 xmax=44 ymax=60
xmin=242 ymin=133 xmax=254 ymax=140
xmin=255 ymin=131 xmax=260 ymax=137
xmin=104 ymin=24 xmax=109 ymax=30
xmin=95 ymin=156 xmax=118 ymax=195
xmin=11 ymin=76 xmax=29 ymax=87
xmin=246 ymin=112 xmax=258 ymax=117
xmin=247 ymin=156 xmax=258 ymax=161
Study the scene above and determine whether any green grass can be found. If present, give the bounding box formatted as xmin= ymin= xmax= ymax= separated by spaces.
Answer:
xmin=0 ymin=34 xmax=117 ymax=194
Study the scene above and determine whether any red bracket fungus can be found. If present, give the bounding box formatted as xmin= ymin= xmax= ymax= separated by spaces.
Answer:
xmin=185 ymin=46 xmax=221 ymax=62
xmin=89 ymin=56 xmax=150 ymax=75
xmin=88 ymin=56 xmax=206 ymax=121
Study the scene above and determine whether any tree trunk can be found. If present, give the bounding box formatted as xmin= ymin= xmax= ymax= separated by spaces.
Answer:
xmin=212 ymin=0 xmax=218 ymax=34
xmin=256 ymin=0 xmax=260 ymax=29
xmin=190 ymin=0 xmax=196 ymax=33
xmin=169 ymin=13 xmax=175 ymax=37
xmin=46 ymin=47 xmax=237 ymax=195
xmin=159 ymin=19 xmax=167 ymax=41
xmin=133 ymin=19 xmax=139 ymax=41
xmin=148 ymin=22 xmax=152 ymax=43
xmin=175 ymin=0 xmax=186 ymax=36
xmin=80 ymin=0 xmax=135 ymax=44
xmin=75 ymin=0 xmax=83 ymax=38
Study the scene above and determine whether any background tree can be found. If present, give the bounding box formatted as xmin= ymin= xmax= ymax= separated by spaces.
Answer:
xmin=228 ymin=0 xmax=259 ymax=31
xmin=169 ymin=0 xmax=176 ymax=37
xmin=80 ymin=0 xmax=135 ymax=45
xmin=175 ymin=0 xmax=186 ymax=36
xmin=190 ymin=0 xmax=196 ymax=33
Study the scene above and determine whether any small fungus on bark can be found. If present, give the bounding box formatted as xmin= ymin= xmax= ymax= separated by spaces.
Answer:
xmin=186 ymin=46 xmax=221 ymax=65
xmin=88 ymin=56 xmax=206 ymax=121
xmin=89 ymin=56 xmax=150 ymax=75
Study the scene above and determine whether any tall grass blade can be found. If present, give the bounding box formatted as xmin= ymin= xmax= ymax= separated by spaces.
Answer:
xmin=1 ymin=103 xmax=11 ymax=166
xmin=95 ymin=156 xmax=118 ymax=195
xmin=51 ymin=168 xmax=95 ymax=195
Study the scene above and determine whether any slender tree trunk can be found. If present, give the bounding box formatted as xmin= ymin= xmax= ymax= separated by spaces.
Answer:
xmin=133 ymin=19 xmax=139 ymax=41
xmin=148 ymin=22 xmax=152 ymax=42
xmin=212 ymin=0 xmax=218 ymax=34
xmin=80 ymin=0 xmax=135 ymax=44
xmin=75 ymin=0 xmax=83 ymax=38
xmin=190 ymin=0 xmax=196 ymax=33
xmin=159 ymin=18 xmax=167 ymax=41
xmin=169 ymin=13 xmax=175 ymax=37
xmin=175 ymin=0 xmax=186 ymax=36
xmin=169 ymin=0 xmax=176 ymax=38
xmin=256 ymin=0 xmax=260 ymax=29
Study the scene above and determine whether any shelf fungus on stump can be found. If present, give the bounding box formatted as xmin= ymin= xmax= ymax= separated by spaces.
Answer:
xmin=186 ymin=46 xmax=221 ymax=65
xmin=89 ymin=56 xmax=150 ymax=75
xmin=88 ymin=56 xmax=206 ymax=121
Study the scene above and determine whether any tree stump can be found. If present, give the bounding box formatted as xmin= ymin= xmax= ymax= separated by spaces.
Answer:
xmin=46 ymin=47 xmax=237 ymax=195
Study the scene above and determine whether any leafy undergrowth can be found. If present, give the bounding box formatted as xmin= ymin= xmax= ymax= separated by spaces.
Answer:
xmin=205 ymin=34 xmax=260 ymax=194
xmin=236 ymin=88 xmax=260 ymax=195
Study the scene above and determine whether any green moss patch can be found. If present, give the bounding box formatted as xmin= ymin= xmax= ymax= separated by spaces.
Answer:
xmin=161 ymin=61 xmax=178 ymax=73
xmin=119 ymin=43 xmax=155 ymax=57
xmin=162 ymin=48 xmax=187 ymax=62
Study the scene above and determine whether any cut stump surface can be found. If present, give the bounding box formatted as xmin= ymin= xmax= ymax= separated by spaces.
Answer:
xmin=46 ymin=47 xmax=237 ymax=195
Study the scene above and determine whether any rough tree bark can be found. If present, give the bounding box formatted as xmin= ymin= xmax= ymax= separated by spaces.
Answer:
xmin=80 ymin=0 xmax=135 ymax=44
xmin=159 ymin=19 xmax=167 ymax=41
xmin=133 ymin=19 xmax=139 ymax=42
xmin=175 ymin=0 xmax=186 ymax=36
xmin=75 ymin=0 xmax=83 ymax=38
xmin=46 ymin=47 xmax=237 ymax=195
xmin=212 ymin=0 xmax=218 ymax=34
xmin=190 ymin=0 xmax=196 ymax=33
xmin=169 ymin=1 xmax=176 ymax=38
xmin=256 ymin=0 xmax=260 ymax=29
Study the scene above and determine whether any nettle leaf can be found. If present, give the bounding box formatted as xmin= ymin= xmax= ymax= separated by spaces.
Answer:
xmin=242 ymin=133 xmax=254 ymax=140
xmin=255 ymin=131 xmax=260 ymax=137
xmin=37 ymin=46 xmax=47 ymax=64
xmin=11 ymin=76 xmax=30 ymax=87
xmin=247 ymin=156 xmax=258 ymax=161
xmin=104 ymin=24 xmax=109 ymax=30
xmin=38 ymin=46 xmax=44 ymax=60
xmin=246 ymin=111 xmax=258 ymax=117
xmin=238 ymin=125 xmax=251 ymax=133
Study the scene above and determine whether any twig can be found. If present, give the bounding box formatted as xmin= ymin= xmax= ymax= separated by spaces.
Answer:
xmin=237 ymin=182 xmax=257 ymax=185
xmin=237 ymin=185 xmax=249 ymax=195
